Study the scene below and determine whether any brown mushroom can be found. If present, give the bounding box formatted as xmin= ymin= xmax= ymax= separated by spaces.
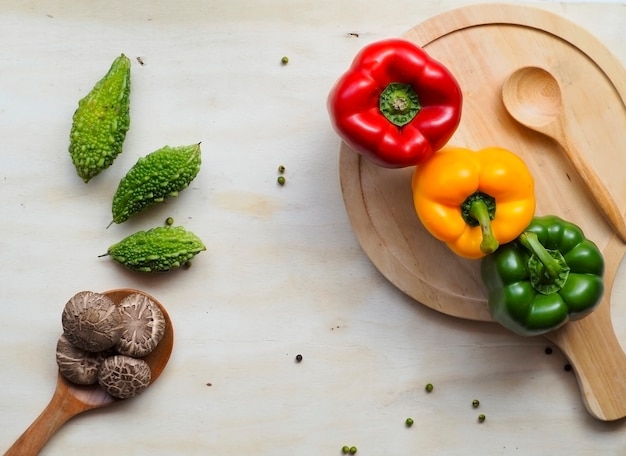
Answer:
xmin=98 ymin=354 xmax=152 ymax=399
xmin=116 ymin=293 xmax=166 ymax=357
xmin=55 ymin=334 xmax=105 ymax=385
xmin=61 ymin=291 xmax=123 ymax=352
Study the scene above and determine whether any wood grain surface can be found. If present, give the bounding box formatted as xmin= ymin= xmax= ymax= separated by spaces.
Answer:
xmin=3 ymin=1 xmax=626 ymax=455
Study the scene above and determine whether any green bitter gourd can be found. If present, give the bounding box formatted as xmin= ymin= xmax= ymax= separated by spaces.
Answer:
xmin=110 ymin=143 xmax=202 ymax=225
xmin=101 ymin=225 xmax=206 ymax=272
xmin=69 ymin=54 xmax=131 ymax=183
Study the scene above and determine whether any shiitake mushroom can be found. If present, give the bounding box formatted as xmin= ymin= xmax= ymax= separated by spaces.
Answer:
xmin=55 ymin=334 xmax=106 ymax=385
xmin=116 ymin=293 xmax=165 ymax=357
xmin=98 ymin=355 xmax=152 ymax=399
xmin=57 ymin=291 xmax=165 ymax=399
xmin=61 ymin=291 xmax=123 ymax=352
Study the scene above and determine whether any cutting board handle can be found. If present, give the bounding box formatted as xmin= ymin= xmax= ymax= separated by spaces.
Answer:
xmin=546 ymin=233 xmax=626 ymax=421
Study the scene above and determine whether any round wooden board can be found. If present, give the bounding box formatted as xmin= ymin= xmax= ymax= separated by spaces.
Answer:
xmin=338 ymin=3 xmax=626 ymax=322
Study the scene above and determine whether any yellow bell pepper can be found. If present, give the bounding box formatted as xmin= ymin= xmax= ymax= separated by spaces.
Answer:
xmin=411 ymin=146 xmax=536 ymax=259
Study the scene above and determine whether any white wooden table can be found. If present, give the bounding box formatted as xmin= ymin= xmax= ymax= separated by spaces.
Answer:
xmin=1 ymin=1 xmax=625 ymax=455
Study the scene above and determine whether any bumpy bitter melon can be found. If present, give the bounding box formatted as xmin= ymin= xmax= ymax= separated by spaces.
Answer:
xmin=101 ymin=225 xmax=206 ymax=272
xmin=110 ymin=143 xmax=202 ymax=225
xmin=69 ymin=54 xmax=131 ymax=183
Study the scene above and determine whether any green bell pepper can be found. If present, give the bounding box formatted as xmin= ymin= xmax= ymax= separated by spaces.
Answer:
xmin=481 ymin=215 xmax=604 ymax=336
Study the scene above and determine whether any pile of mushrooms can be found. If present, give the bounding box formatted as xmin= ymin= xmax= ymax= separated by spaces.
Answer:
xmin=56 ymin=290 xmax=166 ymax=399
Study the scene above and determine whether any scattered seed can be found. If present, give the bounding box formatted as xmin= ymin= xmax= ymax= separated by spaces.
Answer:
xmin=478 ymin=414 xmax=486 ymax=423
xmin=425 ymin=383 xmax=433 ymax=393
xmin=472 ymin=399 xmax=480 ymax=408
xmin=281 ymin=56 xmax=289 ymax=65
xmin=349 ymin=447 xmax=357 ymax=454
xmin=405 ymin=417 xmax=414 ymax=427
xmin=544 ymin=347 xmax=553 ymax=355
xmin=342 ymin=446 xmax=350 ymax=454
xmin=277 ymin=176 xmax=286 ymax=186
xmin=295 ymin=354 xmax=303 ymax=363
xmin=278 ymin=165 xmax=286 ymax=174
xmin=564 ymin=363 xmax=572 ymax=372
xmin=165 ymin=216 xmax=174 ymax=226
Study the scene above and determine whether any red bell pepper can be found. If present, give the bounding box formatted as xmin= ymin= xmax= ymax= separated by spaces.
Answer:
xmin=327 ymin=38 xmax=463 ymax=168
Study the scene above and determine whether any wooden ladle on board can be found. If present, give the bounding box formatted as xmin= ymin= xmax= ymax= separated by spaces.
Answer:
xmin=501 ymin=66 xmax=626 ymax=243
xmin=4 ymin=288 xmax=174 ymax=455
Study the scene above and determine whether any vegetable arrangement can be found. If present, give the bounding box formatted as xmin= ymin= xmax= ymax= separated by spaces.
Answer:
xmin=57 ymin=290 xmax=166 ymax=398
xmin=101 ymin=225 xmax=206 ymax=273
xmin=69 ymin=54 xmax=131 ymax=183
xmin=328 ymin=39 xmax=605 ymax=336
xmin=67 ymin=54 xmax=205 ymax=273
xmin=110 ymin=143 xmax=202 ymax=225
xmin=482 ymin=216 xmax=604 ymax=336
xmin=411 ymin=146 xmax=535 ymax=259
xmin=327 ymin=39 xmax=462 ymax=168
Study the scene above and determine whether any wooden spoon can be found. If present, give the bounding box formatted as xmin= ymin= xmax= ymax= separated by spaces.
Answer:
xmin=4 ymin=288 xmax=174 ymax=455
xmin=502 ymin=66 xmax=626 ymax=243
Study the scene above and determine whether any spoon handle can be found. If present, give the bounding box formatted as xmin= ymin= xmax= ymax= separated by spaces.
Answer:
xmin=4 ymin=388 xmax=81 ymax=455
xmin=545 ymin=232 xmax=626 ymax=421
xmin=554 ymin=124 xmax=626 ymax=243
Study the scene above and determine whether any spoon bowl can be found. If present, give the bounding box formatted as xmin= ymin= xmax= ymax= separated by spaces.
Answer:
xmin=4 ymin=288 xmax=174 ymax=455
xmin=502 ymin=65 xmax=626 ymax=242
xmin=501 ymin=66 xmax=562 ymax=127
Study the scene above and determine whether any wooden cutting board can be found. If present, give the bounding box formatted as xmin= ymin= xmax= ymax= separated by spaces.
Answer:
xmin=338 ymin=3 xmax=626 ymax=421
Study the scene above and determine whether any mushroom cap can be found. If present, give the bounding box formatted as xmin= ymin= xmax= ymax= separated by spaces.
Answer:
xmin=56 ymin=334 xmax=105 ymax=385
xmin=61 ymin=291 xmax=124 ymax=352
xmin=98 ymin=354 xmax=152 ymax=399
xmin=116 ymin=293 xmax=166 ymax=357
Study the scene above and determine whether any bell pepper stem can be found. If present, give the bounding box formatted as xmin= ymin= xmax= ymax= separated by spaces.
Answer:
xmin=518 ymin=231 xmax=564 ymax=280
xmin=469 ymin=199 xmax=499 ymax=254
xmin=379 ymin=82 xmax=421 ymax=127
